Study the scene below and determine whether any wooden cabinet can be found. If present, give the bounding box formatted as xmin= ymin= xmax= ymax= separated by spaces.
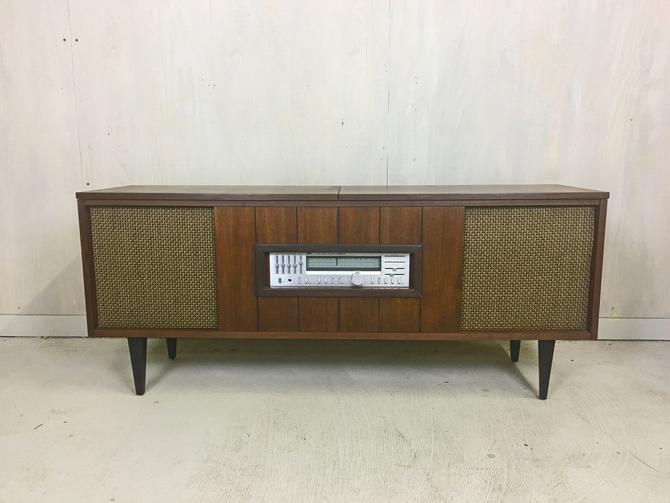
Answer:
xmin=77 ymin=185 xmax=608 ymax=397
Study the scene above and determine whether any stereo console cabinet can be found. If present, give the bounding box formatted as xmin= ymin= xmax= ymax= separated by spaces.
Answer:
xmin=76 ymin=185 xmax=608 ymax=398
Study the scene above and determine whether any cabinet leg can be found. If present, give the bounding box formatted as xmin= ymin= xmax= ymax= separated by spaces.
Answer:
xmin=509 ymin=340 xmax=521 ymax=362
xmin=166 ymin=338 xmax=177 ymax=359
xmin=538 ymin=340 xmax=556 ymax=400
xmin=127 ymin=337 xmax=147 ymax=395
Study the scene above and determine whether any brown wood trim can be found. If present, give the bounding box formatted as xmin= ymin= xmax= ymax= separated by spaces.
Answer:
xmin=81 ymin=198 xmax=606 ymax=208
xmin=255 ymin=243 xmax=422 ymax=253
xmin=77 ymin=187 xmax=340 ymax=201
xmin=77 ymin=184 xmax=608 ymax=201
xmin=587 ymin=199 xmax=607 ymax=339
xmin=254 ymin=244 xmax=422 ymax=298
xmin=339 ymin=193 xmax=609 ymax=201
xmin=94 ymin=328 xmax=591 ymax=341
xmin=256 ymin=287 xmax=422 ymax=298
xmin=77 ymin=199 xmax=98 ymax=336
xmin=214 ymin=207 xmax=257 ymax=331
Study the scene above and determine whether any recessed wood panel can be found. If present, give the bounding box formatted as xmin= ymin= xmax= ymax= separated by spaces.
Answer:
xmin=299 ymin=297 xmax=339 ymax=331
xmin=215 ymin=207 xmax=257 ymax=331
xmin=421 ymin=207 xmax=464 ymax=332
xmin=297 ymin=207 xmax=338 ymax=243
xmin=256 ymin=207 xmax=297 ymax=243
xmin=380 ymin=207 xmax=422 ymax=244
xmin=256 ymin=207 xmax=298 ymax=331
xmin=339 ymin=207 xmax=379 ymax=244
xmin=258 ymin=297 xmax=299 ymax=331
xmin=338 ymin=207 xmax=379 ymax=331
xmin=298 ymin=207 xmax=339 ymax=331
xmin=380 ymin=207 xmax=421 ymax=332
xmin=380 ymin=298 xmax=421 ymax=332
xmin=339 ymin=298 xmax=380 ymax=332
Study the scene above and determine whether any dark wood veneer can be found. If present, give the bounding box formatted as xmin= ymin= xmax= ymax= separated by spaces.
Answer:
xmin=420 ymin=207 xmax=465 ymax=332
xmin=379 ymin=207 xmax=422 ymax=332
xmin=587 ymin=199 xmax=608 ymax=339
xmin=255 ymin=207 xmax=299 ymax=331
xmin=338 ymin=207 xmax=381 ymax=331
xmin=95 ymin=328 xmax=590 ymax=341
xmin=297 ymin=207 xmax=339 ymax=331
xmin=77 ymin=199 xmax=98 ymax=336
xmin=77 ymin=184 xmax=608 ymax=202
xmin=215 ymin=207 xmax=257 ymax=331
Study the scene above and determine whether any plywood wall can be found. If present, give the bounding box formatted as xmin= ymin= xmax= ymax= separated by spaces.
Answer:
xmin=1 ymin=1 xmax=669 ymax=330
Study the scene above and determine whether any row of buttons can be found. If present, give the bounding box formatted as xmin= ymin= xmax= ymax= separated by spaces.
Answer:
xmin=319 ymin=275 xmax=403 ymax=286
xmin=275 ymin=275 xmax=403 ymax=286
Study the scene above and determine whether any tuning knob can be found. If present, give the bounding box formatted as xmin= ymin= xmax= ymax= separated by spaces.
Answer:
xmin=351 ymin=272 xmax=364 ymax=287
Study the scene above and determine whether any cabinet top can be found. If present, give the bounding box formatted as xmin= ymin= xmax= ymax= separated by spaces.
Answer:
xmin=76 ymin=184 xmax=609 ymax=201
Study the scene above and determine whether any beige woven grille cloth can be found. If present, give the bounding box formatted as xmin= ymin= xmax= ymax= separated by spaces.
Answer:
xmin=461 ymin=206 xmax=595 ymax=331
xmin=90 ymin=207 xmax=217 ymax=329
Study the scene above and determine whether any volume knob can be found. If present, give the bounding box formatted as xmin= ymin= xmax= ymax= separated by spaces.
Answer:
xmin=351 ymin=272 xmax=364 ymax=287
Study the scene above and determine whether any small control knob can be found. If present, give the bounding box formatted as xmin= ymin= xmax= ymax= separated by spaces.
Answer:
xmin=351 ymin=272 xmax=364 ymax=287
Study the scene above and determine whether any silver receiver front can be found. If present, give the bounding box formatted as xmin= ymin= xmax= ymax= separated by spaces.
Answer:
xmin=269 ymin=252 xmax=410 ymax=289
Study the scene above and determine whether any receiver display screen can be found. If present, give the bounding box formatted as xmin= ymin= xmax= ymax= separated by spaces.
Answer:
xmin=306 ymin=255 xmax=381 ymax=271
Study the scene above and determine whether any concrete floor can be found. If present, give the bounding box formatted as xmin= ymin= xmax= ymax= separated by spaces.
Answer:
xmin=0 ymin=338 xmax=668 ymax=503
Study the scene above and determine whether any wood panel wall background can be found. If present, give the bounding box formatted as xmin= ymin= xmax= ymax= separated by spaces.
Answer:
xmin=1 ymin=1 xmax=669 ymax=337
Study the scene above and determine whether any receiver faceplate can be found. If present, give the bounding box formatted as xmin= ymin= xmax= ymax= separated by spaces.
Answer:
xmin=269 ymin=252 xmax=410 ymax=289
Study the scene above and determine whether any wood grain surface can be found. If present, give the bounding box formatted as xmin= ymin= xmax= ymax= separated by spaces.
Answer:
xmin=297 ymin=207 xmax=339 ymax=331
xmin=215 ymin=207 xmax=257 ymax=331
xmin=256 ymin=207 xmax=299 ymax=331
xmin=420 ymin=207 xmax=465 ymax=332
xmin=380 ymin=207 xmax=421 ymax=332
xmin=338 ymin=207 xmax=380 ymax=332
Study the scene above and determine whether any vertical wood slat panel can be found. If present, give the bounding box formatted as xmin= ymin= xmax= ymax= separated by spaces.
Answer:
xmin=297 ymin=207 xmax=339 ymax=331
xmin=215 ymin=207 xmax=257 ymax=331
xmin=338 ymin=207 xmax=380 ymax=332
xmin=421 ymin=207 xmax=465 ymax=332
xmin=256 ymin=207 xmax=299 ymax=331
xmin=380 ymin=207 xmax=422 ymax=332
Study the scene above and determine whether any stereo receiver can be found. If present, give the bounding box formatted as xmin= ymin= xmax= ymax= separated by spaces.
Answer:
xmin=269 ymin=252 xmax=410 ymax=289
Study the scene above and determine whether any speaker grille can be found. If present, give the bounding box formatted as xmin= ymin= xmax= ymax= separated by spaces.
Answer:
xmin=90 ymin=207 xmax=217 ymax=329
xmin=461 ymin=206 xmax=594 ymax=331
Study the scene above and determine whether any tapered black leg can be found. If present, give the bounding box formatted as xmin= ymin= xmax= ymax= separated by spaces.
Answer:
xmin=127 ymin=337 xmax=147 ymax=395
xmin=538 ymin=340 xmax=556 ymax=400
xmin=166 ymin=338 xmax=177 ymax=359
xmin=509 ymin=340 xmax=521 ymax=362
